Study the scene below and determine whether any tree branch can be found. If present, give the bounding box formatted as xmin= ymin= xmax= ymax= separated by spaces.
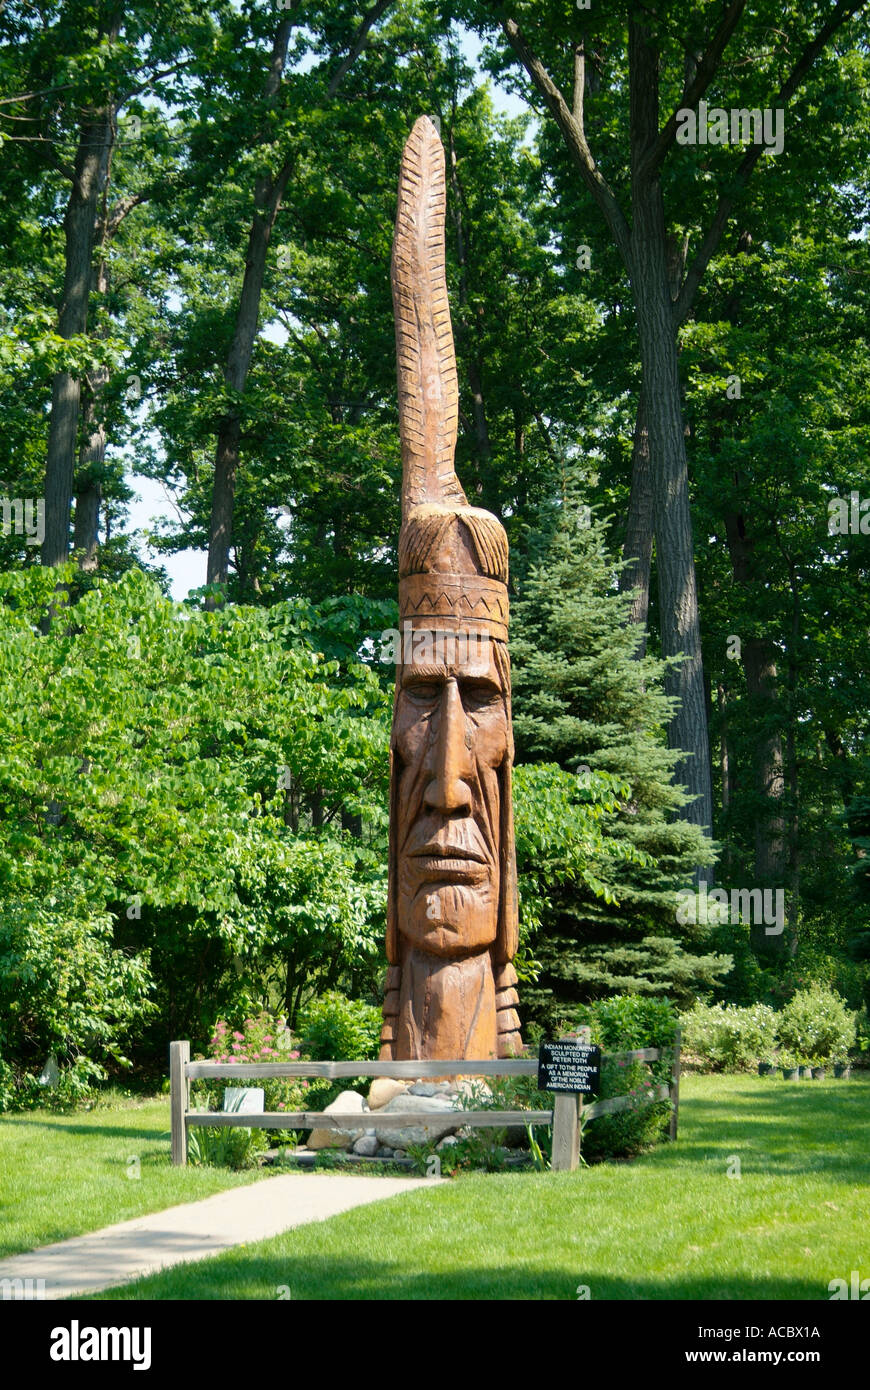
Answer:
xmin=640 ymin=0 xmax=747 ymax=181
xmin=501 ymin=15 xmax=632 ymax=265
xmin=572 ymin=39 xmax=585 ymax=125
xmin=105 ymin=192 xmax=146 ymax=238
xmin=326 ymin=0 xmax=392 ymax=99
xmin=673 ymin=0 xmax=868 ymax=326
xmin=121 ymin=57 xmax=197 ymax=104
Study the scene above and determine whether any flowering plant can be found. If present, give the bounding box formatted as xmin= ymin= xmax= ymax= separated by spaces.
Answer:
xmin=193 ymin=1011 xmax=310 ymax=1119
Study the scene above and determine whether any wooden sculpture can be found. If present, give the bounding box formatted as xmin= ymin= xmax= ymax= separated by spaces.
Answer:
xmin=379 ymin=116 xmax=522 ymax=1061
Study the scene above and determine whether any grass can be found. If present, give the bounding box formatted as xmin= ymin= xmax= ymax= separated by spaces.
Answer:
xmin=83 ymin=1073 xmax=870 ymax=1301
xmin=0 ymin=1094 xmax=277 ymax=1257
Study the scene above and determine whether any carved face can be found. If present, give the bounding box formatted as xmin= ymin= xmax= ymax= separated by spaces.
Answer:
xmin=393 ymin=629 xmax=508 ymax=957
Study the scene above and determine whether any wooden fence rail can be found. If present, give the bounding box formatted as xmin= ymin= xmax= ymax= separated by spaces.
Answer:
xmin=170 ymin=1029 xmax=681 ymax=1173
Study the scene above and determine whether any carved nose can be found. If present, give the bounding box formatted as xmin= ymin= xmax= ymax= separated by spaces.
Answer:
xmin=424 ymin=679 xmax=472 ymax=815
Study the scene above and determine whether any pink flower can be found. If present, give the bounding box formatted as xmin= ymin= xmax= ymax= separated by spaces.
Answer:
xmin=215 ymin=1021 xmax=227 ymax=1032
xmin=277 ymin=1102 xmax=286 ymax=1109
xmin=290 ymin=1050 xmax=300 ymax=1060
xmin=233 ymin=1031 xmax=244 ymax=1042
xmin=263 ymin=1036 xmax=272 ymax=1044
xmin=262 ymin=1048 xmax=274 ymax=1056
xmin=231 ymin=1041 xmax=241 ymax=1051
xmin=302 ymin=1080 xmax=309 ymax=1088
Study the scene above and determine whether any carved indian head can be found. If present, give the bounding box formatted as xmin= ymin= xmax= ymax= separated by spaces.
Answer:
xmin=380 ymin=117 xmax=522 ymax=1062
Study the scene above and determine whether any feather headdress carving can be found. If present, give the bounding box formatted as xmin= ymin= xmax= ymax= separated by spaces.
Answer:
xmin=391 ymin=116 xmax=509 ymax=625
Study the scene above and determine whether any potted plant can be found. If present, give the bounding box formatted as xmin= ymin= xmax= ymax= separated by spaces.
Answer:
xmin=833 ymin=1052 xmax=852 ymax=1079
xmin=798 ymin=1058 xmax=813 ymax=1080
xmin=780 ymin=1051 xmax=800 ymax=1081
xmin=777 ymin=985 xmax=857 ymax=1085
xmin=757 ymin=1049 xmax=776 ymax=1077
xmin=810 ymin=1063 xmax=826 ymax=1080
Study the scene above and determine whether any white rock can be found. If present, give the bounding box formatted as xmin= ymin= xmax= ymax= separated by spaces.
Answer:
xmin=376 ymin=1092 xmax=461 ymax=1148
xmin=306 ymin=1089 xmax=368 ymax=1150
xmin=455 ymin=1078 xmax=493 ymax=1104
xmin=352 ymin=1135 xmax=379 ymax=1157
xmin=367 ymin=1078 xmax=408 ymax=1110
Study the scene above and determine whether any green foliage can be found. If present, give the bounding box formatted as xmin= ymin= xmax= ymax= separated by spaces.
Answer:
xmin=297 ymin=991 xmax=382 ymax=1063
xmin=681 ymin=989 xmax=859 ymax=1068
xmin=187 ymin=1092 xmax=268 ymax=1171
xmin=190 ymin=1011 xmax=310 ymax=1118
xmin=777 ymin=985 xmax=858 ymax=1066
xmin=573 ymin=995 xmax=680 ymax=1158
xmin=511 ymin=506 xmax=728 ymax=1024
xmin=576 ymin=994 xmax=679 ymax=1055
xmin=1 ymin=0 xmax=868 ymax=1090
xmin=512 ymin=760 xmax=648 ymax=982
xmin=0 ymin=892 xmax=153 ymax=1110
xmin=680 ymin=1002 xmax=779 ymax=1072
xmin=0 ymin=566 xmax=391 ymax=1084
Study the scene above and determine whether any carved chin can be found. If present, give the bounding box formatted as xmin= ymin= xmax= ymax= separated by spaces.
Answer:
xmin=398 ymin=880 xmax=498 ymax=956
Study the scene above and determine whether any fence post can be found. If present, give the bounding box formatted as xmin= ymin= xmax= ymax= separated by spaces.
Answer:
xmin=170 ymin=1040 xmax=190 ymax=1167
xmin=668 ymin=1028 xmax=682 ymax=1141
xmin=551 ymin=1092 xmax=580 ymax=1171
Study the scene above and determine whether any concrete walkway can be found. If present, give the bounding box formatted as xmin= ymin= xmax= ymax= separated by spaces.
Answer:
xmin=0 ymin=1173 xmax=440 ymax=1299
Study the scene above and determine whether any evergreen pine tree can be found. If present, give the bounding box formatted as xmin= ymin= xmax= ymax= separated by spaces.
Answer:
xmin=510 ymin=501 xmax=730 ymax=1024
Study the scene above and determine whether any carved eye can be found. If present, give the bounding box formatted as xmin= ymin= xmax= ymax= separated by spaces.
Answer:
xmin=462 ymin=684 xmax=500 ymax=711
xmin=405 ymin=682 xmax=439 ymax=704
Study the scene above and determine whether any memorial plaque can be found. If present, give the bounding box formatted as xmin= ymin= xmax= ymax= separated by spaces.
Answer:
xmin=538 ymin=1040 xmax=601 ymax=1095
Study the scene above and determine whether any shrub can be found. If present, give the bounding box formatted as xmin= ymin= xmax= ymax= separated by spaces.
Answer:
xmin=571 ymin=995 xmax=679 ymax=1158
xmin=191 ymin=1011 xmax=309 ymax=1118
xmin=777 ymin=985 xmax=857 ymax=1065
xmin=679 ymin=1001 xmax=778 ymax=1072
xmin=187 ymin=1092 xmax=268 ymax=1170
xmin=0 ymin=897 xmax=152 ymax=1111
xmin=297 ymin=991 xmax=382 ymax=1062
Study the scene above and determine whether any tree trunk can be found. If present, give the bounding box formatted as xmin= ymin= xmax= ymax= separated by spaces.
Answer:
xmin=619 ymin=389 xmax=652 ymax=644
xmin=205 ymin=4 xmax=384 ymax=600
xmin=628 ymin=20 xmax=712 ymax=839
xmin=620 ymin=236 xmax=686 ymax=651
xmin=73 ymin=366 xmax=109 ymax=571
xmin=205 ymin=166 xmax=290 ymax=598
xmin=42 ymin=96 xmax=116 ymax=567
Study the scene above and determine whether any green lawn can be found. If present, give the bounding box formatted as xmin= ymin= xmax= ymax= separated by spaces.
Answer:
xmin=86 ymin=1074 xmax=869 ymax=1301
xmin=0 ymin=1096 xmax=276 ymax=1257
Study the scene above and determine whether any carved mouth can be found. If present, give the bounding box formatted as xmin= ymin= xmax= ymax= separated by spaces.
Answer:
xmin=410 ymin=844 xmax=485 ymax=863
xmin=412 ymin=857 xmax=486 ymax=877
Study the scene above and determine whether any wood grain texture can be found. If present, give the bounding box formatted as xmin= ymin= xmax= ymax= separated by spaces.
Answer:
xmin=391 ymin=115 xmax=467 ymax=518
xmin=170 ymin=1040 xmax=190 ymax=1167
xmin=186 ymin=1109 xmax=553 ymax=1130
xmin=186 ymin=1058 xmax=539 ymax=1079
